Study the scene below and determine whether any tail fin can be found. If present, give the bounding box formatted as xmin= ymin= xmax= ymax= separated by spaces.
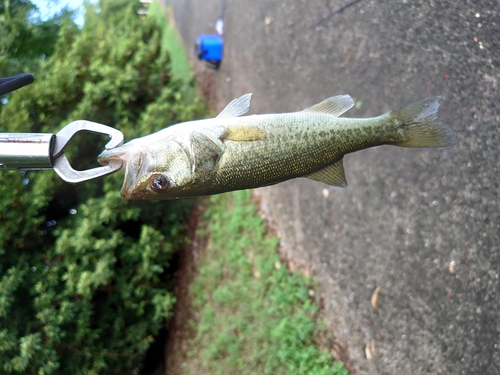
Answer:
xmin=392 ymin=97 xmax=458 ymax=148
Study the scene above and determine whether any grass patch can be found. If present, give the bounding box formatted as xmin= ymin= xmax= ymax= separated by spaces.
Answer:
xmin=184 ymin=190 xmax=348 ymax=375
xmin=149 ymin=1 xmax=194 ymax=84
xmin=148 ymin=4 xmax=347 ymax=373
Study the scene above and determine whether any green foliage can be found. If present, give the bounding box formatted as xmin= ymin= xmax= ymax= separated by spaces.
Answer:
xmin=0 ymin=0 xmax=206 ymax=373
xmin=0 ymin=0 xmax=72 ymax=77
xmin=185 ymin=190 xmax=348 ymax=375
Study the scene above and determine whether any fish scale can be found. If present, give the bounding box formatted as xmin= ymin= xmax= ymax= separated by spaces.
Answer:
xmin=211 ymin=114 xmax=387 ymax=191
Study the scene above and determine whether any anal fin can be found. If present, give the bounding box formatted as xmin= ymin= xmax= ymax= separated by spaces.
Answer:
xmin=306 ymin=159 xmax=348 ymax=187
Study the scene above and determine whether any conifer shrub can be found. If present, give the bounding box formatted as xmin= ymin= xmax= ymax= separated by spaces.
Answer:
xmin=0 ymin=1 xmax=205 ymax=373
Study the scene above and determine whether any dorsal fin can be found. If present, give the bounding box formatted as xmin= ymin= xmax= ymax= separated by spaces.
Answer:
xmin=305 ymin=159 xmax=348 ymax=187
xmin=302 ymin=95 xmax=354 ymax=117
xmin=216 ymin=93 xmax=252 ymax=118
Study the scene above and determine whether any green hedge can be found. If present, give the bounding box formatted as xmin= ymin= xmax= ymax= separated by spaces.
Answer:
xmin=0 ymin=0 xmax=205 ymax=373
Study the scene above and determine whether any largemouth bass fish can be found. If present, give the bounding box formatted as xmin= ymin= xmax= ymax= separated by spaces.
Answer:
xmin=98 ymin=94 xmax=457 ymax=200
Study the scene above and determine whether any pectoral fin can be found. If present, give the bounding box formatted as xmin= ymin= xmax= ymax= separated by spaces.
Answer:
xmin=189 ymin=131 xmax=224 ymax=174
xmin=216 ymin=93 xmax=252 ymax=118
xmin=306 ymin=159 xmax=348 ymax=187
xmin=302 ymin=95 xmax=354 ymax=117
xmin=223 ymin=125 xmax=268 ymax=141
xmin=164 ymin=129 xmax=224 ymax=182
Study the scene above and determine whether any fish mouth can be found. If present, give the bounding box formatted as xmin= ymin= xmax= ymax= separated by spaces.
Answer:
xmin=118 ymin=183 xmax=134 ymax=200
xmin=98 ymin=145 xmax=129 ymax=166
xmin=98 ymin=144 xmax=142 ymax=200
xmin=119 ymin=167 xmax=140 ymax=200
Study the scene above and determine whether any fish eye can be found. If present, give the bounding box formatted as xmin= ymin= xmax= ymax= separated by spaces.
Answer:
xmin=149 ymin=174 xmax=169 ymax=191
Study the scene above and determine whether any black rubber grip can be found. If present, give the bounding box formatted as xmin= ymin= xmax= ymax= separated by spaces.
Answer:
xmin=0 ymin=73 xmax=35 ymax=96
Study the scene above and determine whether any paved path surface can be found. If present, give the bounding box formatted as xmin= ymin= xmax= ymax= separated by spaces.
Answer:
xmin=163 ymin=0 xmax=500 ymax=373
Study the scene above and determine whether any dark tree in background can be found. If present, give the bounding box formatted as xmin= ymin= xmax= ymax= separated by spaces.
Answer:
xmin=0 ymin=0 xmax=206 ymax=373
xmin=0 ymin=0 xmax=72 ymax=77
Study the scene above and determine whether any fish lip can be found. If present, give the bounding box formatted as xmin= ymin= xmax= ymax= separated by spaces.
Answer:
xmin=120 ymin=186 xmax=134 ymax=200
xmin=98 ymin=144 xmax=143 ymax=200
xmin=120 ymin=157 xmax=142 ymax=200
xmin=98 ymin=147 xmax=126 ymax=166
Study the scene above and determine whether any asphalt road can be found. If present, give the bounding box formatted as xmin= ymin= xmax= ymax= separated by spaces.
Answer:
xmin=163 ymin=0 xmax=500 ymax=373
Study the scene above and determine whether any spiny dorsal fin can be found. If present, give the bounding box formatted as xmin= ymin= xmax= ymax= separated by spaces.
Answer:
xmin=216 ymin=93 xmax=252 ymax=118
xmin=306 ymin=159 xmax=348 ymax=187
xmin=302 ymin=95 xmax=354 ymax=117
xmin=223 ymin=125 xmax=268 ymax=141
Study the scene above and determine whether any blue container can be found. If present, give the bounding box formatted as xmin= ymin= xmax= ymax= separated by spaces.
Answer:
xmin=196 ymin=34 xmax=224 ymax=69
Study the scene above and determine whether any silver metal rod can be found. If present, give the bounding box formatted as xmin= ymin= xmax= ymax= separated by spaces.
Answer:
xmin=0 ymin=133 xmax=54 ymax=170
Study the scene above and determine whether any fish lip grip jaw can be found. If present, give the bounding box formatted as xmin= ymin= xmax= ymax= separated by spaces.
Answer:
xmin=0 ymin=121 xmax=124 ymax=184
xmin=0 ymin=73 xmax=124 ymax=183
xmin=52 ymin=121 xmax=124 ymax=183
